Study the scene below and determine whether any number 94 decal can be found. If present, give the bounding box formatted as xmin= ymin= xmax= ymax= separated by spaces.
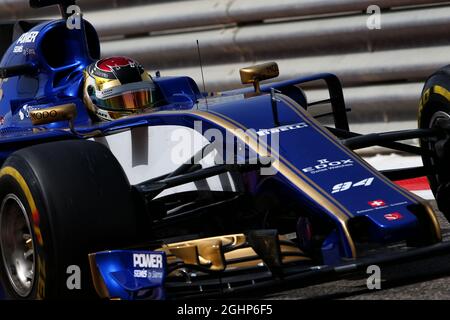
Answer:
xmin=332 ymin=177 xmax=374 ymax=194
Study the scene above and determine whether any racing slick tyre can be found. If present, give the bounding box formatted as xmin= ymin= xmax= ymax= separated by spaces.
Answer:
xmin=419 ymin=65 xmax=450 ymax=221
xmin=0 ymin=140 xmax=139 ymax=299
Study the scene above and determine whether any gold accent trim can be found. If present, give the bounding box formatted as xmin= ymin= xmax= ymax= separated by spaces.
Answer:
xmin=197 ymin=239 xmax=225 ymax=271
xmin=168 ymin=245 xmax=200 ymax=265
xmin=422 ymin=201 xmax=442 ymax=242
xmin=30 ymin=103 xmax=77 ymax=126
xmin=162 ymin=234 xmax=308 ymax=272
xmin=88 ymin=253 xmax=110 ymax=299
xmin=99 ymin=79 xmax=121 ymax=91
xmin=240 ymin=62 xmax=279 ymax=94
xmin=164 ymin=234 xmax=247 ymax=248
xmin=405 ymin=194 xmax=442 ymax=242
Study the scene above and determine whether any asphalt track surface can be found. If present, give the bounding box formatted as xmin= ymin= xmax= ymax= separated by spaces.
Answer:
xmin=268 ymin=201 xmax=450 ymax=300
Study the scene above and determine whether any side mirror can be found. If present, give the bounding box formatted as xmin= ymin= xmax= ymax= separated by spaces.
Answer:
xmin=30 ymin=103 xmax=77 ymax=130
xmin=240 ymin=62 xmax=279 ymax=94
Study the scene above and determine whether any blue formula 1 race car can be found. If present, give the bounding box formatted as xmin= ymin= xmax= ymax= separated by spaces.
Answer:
xmin=1 ymin=0 xmax=450 ymax=300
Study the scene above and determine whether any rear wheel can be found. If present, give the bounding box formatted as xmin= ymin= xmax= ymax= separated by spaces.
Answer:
xmin=419 ymin=65 xmax=450 ymax=220
xmin=0 ymin=140 xmax=140 ymax=299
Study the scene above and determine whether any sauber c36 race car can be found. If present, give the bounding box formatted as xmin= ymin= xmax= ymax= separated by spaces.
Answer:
xmin=2 ymin=0 xmax=450 ymax=300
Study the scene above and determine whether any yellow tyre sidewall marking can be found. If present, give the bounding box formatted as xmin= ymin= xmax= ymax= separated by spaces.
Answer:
xmin=419 ymin=85 xmax=450 ymax=132
xmin=421 ymin=85 xmax=450 ymax=115
xmin=0 ymin=166 xmax=46 ymax=299
xmin=418 ymin=88 xmax=430 ymax=126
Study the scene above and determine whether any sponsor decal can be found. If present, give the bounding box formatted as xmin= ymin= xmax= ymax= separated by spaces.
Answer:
xmin=369 ymin=199 xmax=386 ymax=208
xmin=24 ymin=48 xmax=36 ymax=56
xmin=16 ymin=31 xmax=39 ymax=44
xmin=19 ymin=106 xmax=28 ymax=120
xmin=133 ymin=253 xmax=163 ymax=268
xmin=13 ymin=46 xmax=36 ymax=56
xmin=100 ymin=88 xmax=113 ymax=96
xmin=25 ymin=105 xmax=70 ymax=124
xmin=30 ymin=109 xmax=58 ymax=122
xmin=356 ymin=201 xmax=408 ymax=214
xmin=18 ymin=104 xmax=39 ymax=120
xmin=95 ymin=109 xmax=112 ymax=120
xmin=256 ymin=122 xmax=308 ymax=137
xmin=132 ymin=253 xmax=164 ymax=279
xmin=384 ymin=212 xmax=403 ymax=221
xmin=302 ymin=158 xmax=354 ymax=174
xmin=133 ymin=269 xmax=164 ymax=279
xmin=13 ymin=45 xmax=23 ymax=53
xmin=331 ymin=177 xmax=374 ymax=194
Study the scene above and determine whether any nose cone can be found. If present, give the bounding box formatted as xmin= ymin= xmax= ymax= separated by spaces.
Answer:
xmin=353 ymin=209 xmax=419 ymax=243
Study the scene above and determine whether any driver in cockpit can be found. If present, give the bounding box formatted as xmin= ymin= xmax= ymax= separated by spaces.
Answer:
xmin=83 ymin=56 xmax=158 ymax=121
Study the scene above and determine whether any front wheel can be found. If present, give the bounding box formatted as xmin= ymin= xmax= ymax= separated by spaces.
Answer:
xmin=419 ymin=65 xmax=450 ymax=221
xmin=0 ymin=140 xmax=140 ymax=299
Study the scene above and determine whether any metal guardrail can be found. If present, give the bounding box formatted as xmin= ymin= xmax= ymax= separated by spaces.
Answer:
xmin=152 ymin=43 xmax=449 ymax=122
xmin=83 ymin=0 xmax=450 ymax=37
xmin=4 ymin=0 xmax=448 ymax=35
xmin=101 ymin=6 xmax=450 ymax=68
xmin=1 ymin=0 xmax=450 ymax=122
xmin=156 ymin=45 xmax=450 ymax=90
xmin=0 ymin=0 xmax=175 ymax=19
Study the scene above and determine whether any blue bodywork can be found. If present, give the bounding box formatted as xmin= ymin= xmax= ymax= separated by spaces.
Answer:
xmin=91 ymin=250 xmax=166 ymax=300
xmin=0 ymin=18 xmax=441 ymax=299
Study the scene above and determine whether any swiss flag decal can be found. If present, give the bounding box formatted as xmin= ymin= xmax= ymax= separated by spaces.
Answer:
xmin=368 ymin=200 xmax=386 ymax=207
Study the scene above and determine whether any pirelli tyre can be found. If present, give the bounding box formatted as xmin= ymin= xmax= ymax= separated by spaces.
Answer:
xmin=419 ymin=65 xmax=450 ymax=221
xmin=0 ymin=140 xmax=139 ymax=299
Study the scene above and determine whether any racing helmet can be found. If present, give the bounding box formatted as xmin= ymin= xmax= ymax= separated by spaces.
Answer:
xmin=83 ymin=56 xmax=157 ymax=121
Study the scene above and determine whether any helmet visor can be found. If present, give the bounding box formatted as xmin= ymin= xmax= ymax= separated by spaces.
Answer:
xmin=91 ymin=81 xmax=157 ymax=111
xmin=98 ymin=89 xmax=154 ymax=111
